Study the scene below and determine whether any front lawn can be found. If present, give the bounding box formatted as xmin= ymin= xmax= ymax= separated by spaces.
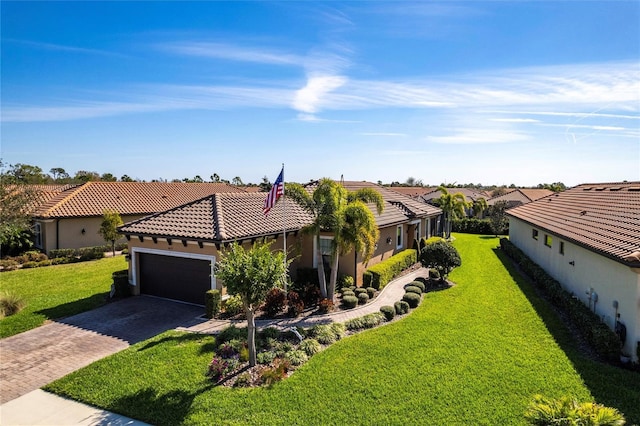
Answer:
xmin=45 ymin=234 xmax=640 ymax=425
xmin=0 ymin=256 xmax=127 ymax=338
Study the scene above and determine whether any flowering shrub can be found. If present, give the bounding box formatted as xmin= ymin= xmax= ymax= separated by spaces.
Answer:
xmin=318 ymin=298 xmax=335 ymax=314
xmin=207 ymin=356 xmax=238 ymax=382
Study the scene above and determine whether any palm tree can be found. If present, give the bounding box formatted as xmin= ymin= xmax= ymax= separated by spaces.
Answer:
xmin=436 ymin=186 xmax=469 ymax=239
xmin=472 ymin=197 xmax=488 ymax=218
xmin=286 ymin=179 xmax=384 ymax=301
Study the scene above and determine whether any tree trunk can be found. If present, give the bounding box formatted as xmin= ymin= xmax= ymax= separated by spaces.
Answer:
xmin=316 ymin=235 xmax=328 ymax=299
xmin=247 ymin=307 xmax=257 ymax=367
xmin=327 ymin=250 xmax=340 ymax=301
xmin=111 ymin=240 xmax=116 ymax=257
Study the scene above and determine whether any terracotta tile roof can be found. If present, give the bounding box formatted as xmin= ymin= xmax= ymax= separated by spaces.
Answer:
xmin=421 ymin=187 xmax=490 ymax=203
xmin=118 ymin=193 xmax=314 ymax=242
xmin=309 ymin=181 xmax=441 ymax=227
xmin=33 ymin=182 xmax=246 ymax=218
xmin=386 ymin=187 xmax=435 ymax=197
xmin=507 ymin=182 xmax=640 ymax=266
xmin=488 ymin=188 xmax=554 ymax=205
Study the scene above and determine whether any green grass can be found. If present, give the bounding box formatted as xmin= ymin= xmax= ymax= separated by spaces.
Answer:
xmin=0 ymin=256 xmax=127 ymax=338
xmin=45 ymin=235 xmax=640 ymax=425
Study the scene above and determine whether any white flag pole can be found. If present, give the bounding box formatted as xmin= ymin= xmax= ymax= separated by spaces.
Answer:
xmin=281 ymin=163 xmax=287 ymax=292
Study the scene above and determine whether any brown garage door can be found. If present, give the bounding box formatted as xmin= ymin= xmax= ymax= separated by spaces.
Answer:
xmin=139 ymin=253 xmax=212 ymax=305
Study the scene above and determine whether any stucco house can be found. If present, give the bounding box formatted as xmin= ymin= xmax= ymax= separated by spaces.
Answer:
xmin=31 ymin=182 xmax=246 ymax=254
xmin=507 ymin=182 xmax=640 ymax=361
xmin=487 ymin=188 xmax=554 ymax=209
xmin=117 ymin=181 xmax=442 ymax=305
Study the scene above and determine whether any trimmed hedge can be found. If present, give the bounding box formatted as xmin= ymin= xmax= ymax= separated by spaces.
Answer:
xmin=205 ymin=289 xmax=221 ymax=318
xmin=341 ymin=295 xmax=358 ymax=309
xmin=402 ymin=292 xmax=421 ymax=308
xmin=357 ymin=293 xmax=369 ymax=305
xmin=451 ymin=218 xmax=495 ymax=235
xmin=112 ymin=269 xmax=130 ymax=298
xmin=363 ymin=249 xmax=417 ymax=290
xmin=344 ymin=312 xmax=386 ymax=331
xmin=500 ymin=238 xmax=621 ymax=361
xmin=380 ymin=305 xmax=395 ymax=321
xmin=49 ymin=246 xmax=105 ymax=261
xmin=404 ymin=285 xmax=422 ymax=295
xmin=394 ymin=300 xmax=410 ymax=315
xmin=407 ymin=280 xmax=425 ymax=292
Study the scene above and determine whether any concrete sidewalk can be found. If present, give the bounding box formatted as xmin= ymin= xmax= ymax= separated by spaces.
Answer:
xmin=0 ymin=390 xmax=150 ymax=426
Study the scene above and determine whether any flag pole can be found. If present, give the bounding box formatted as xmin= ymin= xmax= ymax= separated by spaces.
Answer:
xmin=281 ymin=163 xmax=287 ymax=292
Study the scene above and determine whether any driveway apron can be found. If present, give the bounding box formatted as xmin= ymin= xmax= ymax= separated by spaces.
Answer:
xmin=0 ymin=296 xmax=204 ymax=404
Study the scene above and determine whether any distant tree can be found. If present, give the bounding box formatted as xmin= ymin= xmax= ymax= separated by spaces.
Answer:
xmin=491 ymin=186 xmax=509 ymax=197
xmin=509 ymin=183 xmax=517 ymax=188
xmin=231 ymin=176 xmax=244 ymax=186
xmin=537 ymin=182 xmax=566 ymax=192
xmin=49 ymin=167 xmax=69 ymax=182
xmin=0 ymin=164 xmax=38 ymax=252
xmin=120 ymin=174 xmax=135 ymax=182
xmin=170 ymin=178 xmax=181 ymax=183
xmin=210 ymin=173 xmax=221 ymax=183
xmin=488 ymin=200 xmax=509 ymax=236
xmin=98 ymin=209 xmax=123 ymax=256
xmin=214 ymin=240 xmax=289 ymax=366
xmin=100 ymin=173 xmax=117 ymax=182
xmin=419 ymin=241 xmax=461 ymax=282
xmin=377 ymin=180 xmax=382 ymax=186
xmin=74 ymin=170 xmax=100 ymax=183
xmin=5 ymin=163 xmax=47 ymax=184
xmin=259 ymin=176 xmax=271 ymax=192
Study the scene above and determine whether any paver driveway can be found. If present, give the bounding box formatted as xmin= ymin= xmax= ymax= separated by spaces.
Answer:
xmin=0 ymin=296 xmax=204 ymax=404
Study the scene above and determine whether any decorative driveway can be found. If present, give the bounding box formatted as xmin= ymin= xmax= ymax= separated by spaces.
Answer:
xmin=0 ymin=296 xmax=204 ymax=404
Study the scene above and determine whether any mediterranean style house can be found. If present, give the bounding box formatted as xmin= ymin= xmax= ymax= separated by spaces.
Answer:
xmin=118 ymin=181 xmax=442 ymax=305
xmin=507 ymin=182 xmax=640 ymax=361
xmin=487 ymin=188 xmax=554 ymax=209
xmin=30 ymin=182 xmax=246 ymax=254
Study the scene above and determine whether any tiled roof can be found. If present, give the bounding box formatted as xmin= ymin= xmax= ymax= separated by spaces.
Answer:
xmin=507 ymin=182 xmax=640 ymax=266
xmin=488 ymin=188 xmax=554 ymax=205
xmin=421 ymin=187 xmax=490 ymax=203
xmin=33 ymin=182 xmax=246 ymax=218
xmin=386 ymin=187 xmax=435 ymax=197
xmin=118 ymin=193 xmax=314 ymax=242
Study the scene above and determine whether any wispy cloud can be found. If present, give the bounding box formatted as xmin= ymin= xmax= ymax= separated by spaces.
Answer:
xmin=4 ymin=38 xmax=120 ymax=57
xmin=159 ymin=41 xmax=301 ymax=65
xmin=425 ymin=129 xmax=531 ymax=144
xmin=360 ymin=132 xmax=408 ymax=137
xmin=293 ymin=75 xmax=347 ymax=114
xmin=490 ymin=118 xmax=540 ymax=123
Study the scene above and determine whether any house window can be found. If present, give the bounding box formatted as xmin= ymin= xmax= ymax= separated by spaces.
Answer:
xmin=314 ymin=236 xmax=334 ymax=268
xmin=34 ymin=223 xmax=42 ymax=248
xmin=532 ymin=229 xmax=539 ymax=240
xmin=559 ymin=241 xmax=565 ymax=255
xmin=396 ymin=225 xmax=403 ymax=249
xmin=544 ymin=234 xmax=552 ymax=247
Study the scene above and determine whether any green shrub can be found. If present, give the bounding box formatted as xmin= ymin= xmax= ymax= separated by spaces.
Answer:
xmin=354 ymin=287 xmax=368 ymax=296
xmin=421 ymin=236 xmax=446 ymax=246
xmin=357 ymin=293 xmax=369 ymax=305
xmin=524 ymin=394 xmax=625 ymax=426
xmin=285 ymin=349 xmax=308 ymax=366
xmin=0 ymin=292 xmax=26 ymax=318
xmin=263 ymin=288 xmax=287 ymax=318
xmin=233 ymin=372 xmax=252 ymax=388
xmin=339 ymin=275 xmax=355 ymax=288
xmin=342 ymin=290 xmax=355 ymax=298
xmin=428 ymin=269 xmax=440 ymax=280
xmin=366 ymin=287 xmax=376 ymax=299
xmin=256 ymin=351 xmax=276 ymax=365
xmin=451 ymin=218 xmax=494 ymax=235
xmin=420 ymin=241 xmax=461 ymax=280
xmin=223 ymin=295 xmax=244 ymax=316
xmin=380 ymin=305 xmax=395 ymax=321
xmin=21 ymin=261 xmax=39 ymax=269
xmin=216 ymin=325 xmax=247 ymax=345
xmin=341 ymin=295 xmax=358 ymax=309
xmin=205 ymin=289 xmax=221 ymax=318
xmin=394 ymin=300 xmax=410 ymax=315
xmin=259 ymin=326 xmax=281 ymax=341
xmin=0 ymin=259 xmax=19 ymax=271
xmin=363 ymin=249 xmax=418 ymax=290
xmin=344 ymin=313 xmax=386 ymax=331
xmin=330 ymin=322 xmax=345 ymax=340
xmin=299 ymin=339 xmax=322 ymax=356
xmin=111 ymin=269 xmax=130 ymax=298
xmin=239 ymin=346 xmax=249 ymax=362
xmin=404 ymin=285 xmax=422 ymax=295
xmin=402 ymin=292 xmax=421 ymax=308
xmin=408 ymin=280 xmax=425 ymax=292
xmin=309 ymin=325 xmax=337 ymax=345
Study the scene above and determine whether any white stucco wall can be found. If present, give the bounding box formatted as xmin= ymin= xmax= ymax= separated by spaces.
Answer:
xmin=510 ymin=217 xmax=640 ymax=361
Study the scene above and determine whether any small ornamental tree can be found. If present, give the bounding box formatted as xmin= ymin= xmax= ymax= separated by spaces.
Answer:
xmin=99 ymin=209 xmax=123 ymax=256
xmin=489 ymin=200 xmax=509 ymax=236
xmin=419 ymin=240 xmax=461 ymax=281
xmin=214 ymin=240 xmax=290 ymax=366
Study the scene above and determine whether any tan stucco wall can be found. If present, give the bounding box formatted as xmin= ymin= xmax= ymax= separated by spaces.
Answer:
xmin=510 ymin=217 xmax=640 ymax=361
xmin=37 ymin=214 xmax=146 ymax=254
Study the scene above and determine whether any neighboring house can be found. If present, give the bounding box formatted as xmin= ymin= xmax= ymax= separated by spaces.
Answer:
xmin=420 ymin=187 xmax=491 ymax=220
xmin=387 ymin=186 xmax=435 ymax=198
xmin=487 ymin=188 xmax=554 ymax=209
xmin=507 ymin=182 xmax=640 ymax=361
xmin=118 ymin=181 xmax=442 ymax=305
xmin=31 ymin=182 xmax=246 ymax=254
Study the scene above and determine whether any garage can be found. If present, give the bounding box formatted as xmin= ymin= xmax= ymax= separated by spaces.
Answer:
xmin=137 ymin=252 xmax=214 ymax=305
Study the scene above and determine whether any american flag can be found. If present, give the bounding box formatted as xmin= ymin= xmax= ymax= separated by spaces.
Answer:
xmin=263 ymin=167 xmax=284 ymax=215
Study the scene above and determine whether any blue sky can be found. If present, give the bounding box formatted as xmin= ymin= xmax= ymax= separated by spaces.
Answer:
xmin=2 ymin=1 xmax=639 ymax=187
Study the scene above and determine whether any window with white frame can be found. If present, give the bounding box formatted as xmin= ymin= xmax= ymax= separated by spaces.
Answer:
xmin=314 ymin=236 xmax=334 ymax=268
xmin=34 ymin=223 xmax=42 ymax=248
xmin=396 ymin=225 xmax=403 ymax=249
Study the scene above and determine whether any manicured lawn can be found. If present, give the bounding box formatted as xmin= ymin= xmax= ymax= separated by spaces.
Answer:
xmin=0 ymin=256 xmax=128 ymax=338
xmin=45 ymin=234 xmax=639 ymax=425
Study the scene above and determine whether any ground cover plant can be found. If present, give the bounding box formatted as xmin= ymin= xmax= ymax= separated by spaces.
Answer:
xmin=0 ymin=256 xmax=127 ymax=337
xmin=45 ymin=234 xmax=639 ymax=425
